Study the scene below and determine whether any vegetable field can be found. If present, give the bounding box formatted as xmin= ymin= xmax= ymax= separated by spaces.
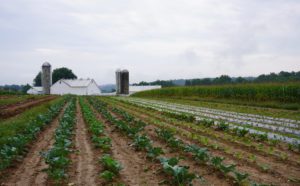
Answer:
xmin=0 ymin=95 xmax=299 ymax=186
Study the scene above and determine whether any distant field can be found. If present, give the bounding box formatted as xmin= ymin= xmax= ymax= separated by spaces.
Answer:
xmin=0 ymin=95 xmax=45 ymax=107
xmin=132 ymin=83 xmax=300 ymax=110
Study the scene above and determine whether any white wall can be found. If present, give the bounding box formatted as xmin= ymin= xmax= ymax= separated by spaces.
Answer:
xmin=51 ymin=80 xmax=101 ymax=95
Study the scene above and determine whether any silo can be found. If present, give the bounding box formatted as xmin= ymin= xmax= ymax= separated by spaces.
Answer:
xmin=120 ymin=69 xmax=129 ymax=94
xmin=115 ymin=69 xmax=121 ymax=94
xmin=41 ymin=62 xmax=52 ymax=95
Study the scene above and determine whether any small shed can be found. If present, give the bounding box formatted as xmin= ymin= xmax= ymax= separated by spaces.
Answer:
xmin=27 ymin=87 xmax=43 ymax=95
xmin=51 ymin=79 xmax=101 ymax=95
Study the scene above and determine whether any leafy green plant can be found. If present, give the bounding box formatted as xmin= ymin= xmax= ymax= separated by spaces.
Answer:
xmin=100 ymin=154 xmax=122 ymax=174
xmin=219 ymin=164 xmax=236 ymax=174
xmin=216 ymin=121 xmax=229 ymax=131
xmin=91 ymin=135 xmax=111 ymax=151
xmin=184 ymin=145 xmax=210 ymax=164
xmin=147 ymin=147 xmax=164 ymax=160
xmin=159 ymin=157 xmax=201 ymax=186
xmin=132 ymin=134 xmax=152 ymax=151
xmin=201 ymin=119 xmax=214 ymax=127
xmin=100 ymin=170 xmax=116 ymax=182
xmin=42 ymin=98 xmax=76 ymax=182
xmin=234 ymin=171 xmax=249 ymax=184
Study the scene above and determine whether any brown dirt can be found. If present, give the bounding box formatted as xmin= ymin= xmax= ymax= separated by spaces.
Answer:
xmin=110 ymin=101 xmax=300 ymax=185
xmin=93 ymin=109 xmax=166 ymax=186
xmin=109 ymin=109 xmax=232 ymax=186
xmin=68 ymin=101 xmax=100 ymax=186
xmin=0 ymin=103 xmax=66 ymax=186
xmin=0 ymin=96 xmax=56 ymax=119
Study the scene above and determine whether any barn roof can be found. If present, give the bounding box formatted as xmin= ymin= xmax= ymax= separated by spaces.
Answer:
xmin=59 ymin=79 xmax=95 ymax=87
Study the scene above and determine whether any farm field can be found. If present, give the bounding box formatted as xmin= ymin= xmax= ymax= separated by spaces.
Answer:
xmin=132 ymin=83 xmax=300 ymax=110
xmin=0 ymin=95 xmax=299 ymax=186
xmin=0 ymin=95 xmax=57 ymax=119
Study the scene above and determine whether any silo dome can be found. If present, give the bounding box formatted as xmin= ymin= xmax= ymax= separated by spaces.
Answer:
xmin=122 ymin=69 xmax=128 ymax=73
xmin=42 ymin=62 xmax=51 ymax=67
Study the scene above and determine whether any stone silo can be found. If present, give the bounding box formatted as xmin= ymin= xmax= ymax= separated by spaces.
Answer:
xmin=120 ymin=69 xmax=129 ymax=94
xmin=115 ymin=69 xmax=121 ymax=94
xmin=41 ymin=62 xmax=52 ymax=95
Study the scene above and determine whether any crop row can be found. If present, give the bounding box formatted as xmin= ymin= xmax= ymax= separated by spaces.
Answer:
xmin=79 ymin=97 xmax=124 ymax=184
xmin=110 ymin=106 xmax=260 ymax=186
xmin=41 ymin=97 xmax=76 ymax=183
xmin=0 ymin=97 xmax=66 ymax=171
xmin=109 ymin=98 xmax=300 ymax=174
xmin=88 ymin=97 xmax=203 ymax=186
xmin=123 ymin=97 xmax=300 ymax=129
xmin=117 ymin=97 xmax=300 ymax=145
xmin=113 ymin=97 xmax=300 ymax=154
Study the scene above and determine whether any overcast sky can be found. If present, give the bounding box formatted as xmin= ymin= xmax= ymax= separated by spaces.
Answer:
xmin=0 ymin=0 xmax=299 ymax=85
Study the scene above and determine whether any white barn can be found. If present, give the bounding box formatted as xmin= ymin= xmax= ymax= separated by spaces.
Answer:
xmin=27 ymin=87 xmax=43 ymax=95
xmin=51 ymin=79 xmax=101 ymax=95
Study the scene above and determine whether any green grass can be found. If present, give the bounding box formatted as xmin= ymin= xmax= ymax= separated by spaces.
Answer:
xmin=132 ymin=83 xmax=300 ymax=110
xmin=0 ymin=95 xmax=46 ymax=107
xmin=0 ymin=97 xmax=61 ymax=146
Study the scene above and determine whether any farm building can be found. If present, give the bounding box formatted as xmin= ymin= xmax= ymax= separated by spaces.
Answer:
xmin=27 ymin=87 xmax=43 ymax=95
xmin=129 ymin=85 xmax=162 ymax=94
xmin=51 ymin=79 xmax=101 ymax=95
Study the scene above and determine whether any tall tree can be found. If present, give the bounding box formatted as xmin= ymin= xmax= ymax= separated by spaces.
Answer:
xmin=33 ymin=72 xmax=42 ymax=86
xmin=33 ymin=67 xmax=77 ymax=86
xmin=52 ymin=67 xmax=77 ymax=84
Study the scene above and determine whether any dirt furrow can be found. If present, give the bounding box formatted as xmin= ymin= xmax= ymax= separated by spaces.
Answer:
xmin=1 ymin=104 xmax=66 ymax=186
xmin=68 ymin=101 xmax=99 ymax=186
xmin=94 ymin=111 xmax=165 ymax=186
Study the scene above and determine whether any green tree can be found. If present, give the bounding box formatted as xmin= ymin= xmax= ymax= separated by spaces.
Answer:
xmin=52 ymin=67 xmax=77 ymax=84
xmin=33 ymin=67 xmax=77 ymax=86
xmin=22 ymin=84 xmax=31 ymax=94
xmin=33 ymin=72 xmax=42 ymax=86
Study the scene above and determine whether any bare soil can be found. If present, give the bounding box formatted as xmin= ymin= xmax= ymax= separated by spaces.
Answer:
xmin=68 ymin=102 xmax=100 ymax=186
xmin=0 ymin=104 xmax=66 ymax=186
xmin=0 ymin=96 xmax=56 ymax=119
xmin=94 ymin=109 xmax=166 ymax=186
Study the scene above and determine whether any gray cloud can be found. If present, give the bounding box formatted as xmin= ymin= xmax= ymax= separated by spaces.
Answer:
xmin=0 ymin=0 xmax=299 ymax=85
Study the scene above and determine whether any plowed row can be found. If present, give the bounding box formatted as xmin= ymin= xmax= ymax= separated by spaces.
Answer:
xmin=1 ymin=96 xmax=299 ymax=186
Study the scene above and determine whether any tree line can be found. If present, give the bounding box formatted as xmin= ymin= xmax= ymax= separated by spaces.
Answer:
xmin=133 ymin=71 xmax=300 ymax=87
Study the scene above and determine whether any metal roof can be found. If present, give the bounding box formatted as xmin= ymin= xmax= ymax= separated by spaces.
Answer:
xmin=60 ymin=79 xmax=95 ymax=87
